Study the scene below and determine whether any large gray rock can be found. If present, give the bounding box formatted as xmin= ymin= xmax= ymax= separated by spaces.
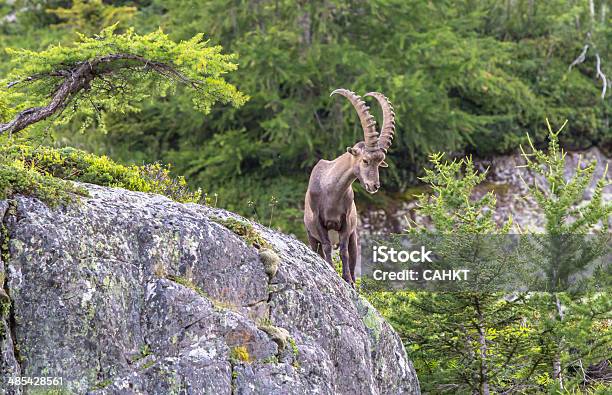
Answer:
xmin=0 ymin=184 xmax=419 ymax=394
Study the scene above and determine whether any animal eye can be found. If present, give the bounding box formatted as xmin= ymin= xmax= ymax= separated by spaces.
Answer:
xmin=363 ymin=159 xmax=369 ymax=165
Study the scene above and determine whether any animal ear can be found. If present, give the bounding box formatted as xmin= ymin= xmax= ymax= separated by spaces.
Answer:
xmin=347 ymin=147 xmax=357 ymax=155
xmin=379 ymin=161 xmax=389 ymax=168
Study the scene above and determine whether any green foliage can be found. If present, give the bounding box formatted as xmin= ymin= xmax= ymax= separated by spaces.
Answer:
xmin=414 ymin=153 xmax=513 ymax=235
xmin=381 ymin=150 xmax=529 ymax=393
xmin=138 ymin=163 xmax=203 ymax=204
xmin=518 ymin=121 xmax=610 ymax=292
xmin=0 ymin=25 xmax=247 ymax=135
xmin=369 ymin=290 xmax=538 ymax=393
xmin=0 ymin=144 xmax=202 ymax=203
xmin=0 ymin=160 xmax=87 ymax=205
xmin=47 ymin=0 xmax=136 ymax=34
xmin=519 ymin=119 xmax=611 ymax=236
xmin=517 ymin=121 xmax=611 ymax=391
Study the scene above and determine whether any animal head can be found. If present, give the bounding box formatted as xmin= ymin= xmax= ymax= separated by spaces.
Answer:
xmin=331 ymin=89 xmax=396 ymax=194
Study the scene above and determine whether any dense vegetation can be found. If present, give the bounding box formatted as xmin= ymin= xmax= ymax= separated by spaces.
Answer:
xmin=1 ymin=0 xmax=609 ymax=237
xmin=0 ymin=2 xmax=610 ymax=394
xmin=368 ymin=126 xmax=610 ymax=393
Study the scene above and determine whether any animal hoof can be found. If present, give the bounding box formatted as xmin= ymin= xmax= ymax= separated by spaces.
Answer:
xmin=342 ymin=276 xmax=355 ymax=289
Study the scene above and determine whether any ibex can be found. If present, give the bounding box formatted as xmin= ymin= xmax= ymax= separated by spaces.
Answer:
xmin=304 ymin=89 xmax=395 ymax=286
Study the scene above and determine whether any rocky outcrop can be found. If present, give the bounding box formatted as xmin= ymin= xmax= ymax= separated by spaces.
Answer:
xmin=361 ymin=147 xmax=611 ymax=234
xmin=0 ymin=184 xmax=419 ymax=394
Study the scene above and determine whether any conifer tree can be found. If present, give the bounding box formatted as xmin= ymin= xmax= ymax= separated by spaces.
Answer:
xmin=518 ymin=120 xmax=610 ymax=391
xmin=372 ymin=155 xmax=532 ymax=394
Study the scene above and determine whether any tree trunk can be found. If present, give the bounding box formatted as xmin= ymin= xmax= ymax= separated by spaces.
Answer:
xmin=553 ymin=294 xmax=564 ymax=390
xmin=476 ymin=298 xmax=490 ymax=395
xmin=297 ymin=0 xmax=312 ymax=50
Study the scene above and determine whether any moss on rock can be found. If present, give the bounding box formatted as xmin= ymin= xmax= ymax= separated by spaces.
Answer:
xmin=211 ymin=216 xmax=273 ymax=250
xmin=167 ymin=275 xmax=207 ymax=297
xmin=0 ymin=162 xmax=87 ymax=206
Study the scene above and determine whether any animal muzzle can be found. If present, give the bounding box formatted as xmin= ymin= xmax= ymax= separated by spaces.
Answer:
xmin=364 ymin=183 xmax=380 ymax=194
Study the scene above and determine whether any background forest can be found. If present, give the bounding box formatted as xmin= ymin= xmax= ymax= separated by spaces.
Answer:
xmin=1 ymin=0 xmax=610 ymax=238
xmin=0 ymin=1 xmax=610 ymax=394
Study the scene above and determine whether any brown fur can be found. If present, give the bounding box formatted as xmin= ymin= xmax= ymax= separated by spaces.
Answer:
xmin=304 ymin=89 xmax=395 ymax=287
xmin=304 ymin=143 xmax=387 ymax=286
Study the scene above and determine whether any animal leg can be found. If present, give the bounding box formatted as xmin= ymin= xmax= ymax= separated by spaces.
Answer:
xmin=315 ymin=221 xmax=334 ymax=268
xmin=339 ymin=235 xmax=354 ymax=287
xmin=322 ymin=243 xmax=333 ymax=268
xmin=307 ymin=231 xmax=325 ymax=259
xmin=348 ymin=231 xmax=359 ymax=283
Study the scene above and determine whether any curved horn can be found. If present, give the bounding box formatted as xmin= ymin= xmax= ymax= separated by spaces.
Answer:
xmin=365 ymin=92 xmax=395 ymax=152
xmin=330 ymin=88 xmax=378 ymax=151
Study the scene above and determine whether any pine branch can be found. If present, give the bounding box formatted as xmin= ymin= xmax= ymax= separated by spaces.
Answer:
xmin=0 ymin=53 xmax=198 ymax=136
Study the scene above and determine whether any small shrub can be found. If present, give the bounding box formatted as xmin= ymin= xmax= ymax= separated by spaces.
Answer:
xmin=138 ymin=163 xmax=203 ymax=204
xmin=0 ymin=144 xmax=202 ymax=204
xmin=0 ymin=162 xmax=87 ymax=205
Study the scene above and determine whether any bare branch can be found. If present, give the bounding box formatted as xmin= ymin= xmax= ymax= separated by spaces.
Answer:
xmin=569 ymin=45 xmax=589 ymax=71
xmin=595 ymin=53 xmax=608 ymax=99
